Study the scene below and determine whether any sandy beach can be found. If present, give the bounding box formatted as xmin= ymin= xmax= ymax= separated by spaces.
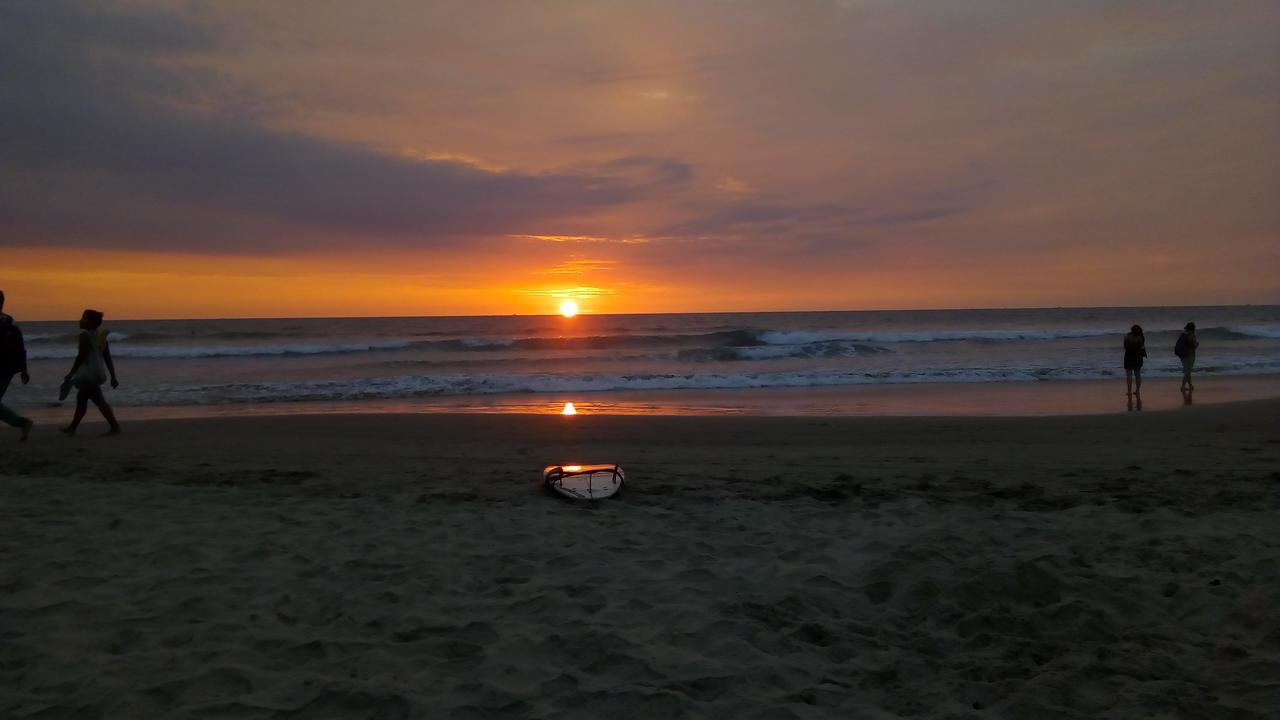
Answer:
xmin=2 ymin=400 xmax=1278 ymax=719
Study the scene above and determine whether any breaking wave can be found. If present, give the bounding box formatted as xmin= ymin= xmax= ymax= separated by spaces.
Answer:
xmin=106 ymin=357 xmax=1280 ymax=406
xmin=20 ymin=321 xmax=1280 ymax=361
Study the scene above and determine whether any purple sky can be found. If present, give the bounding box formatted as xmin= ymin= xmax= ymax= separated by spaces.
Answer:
xmin=3 ymin=1 xmax=1278 ymax=317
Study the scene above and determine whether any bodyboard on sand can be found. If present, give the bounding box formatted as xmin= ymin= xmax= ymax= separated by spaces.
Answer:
xmin=543 ymin=464 xmax=625 ymax=500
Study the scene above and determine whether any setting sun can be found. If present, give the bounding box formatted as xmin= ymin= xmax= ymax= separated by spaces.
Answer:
xmin=559 ymin=300 xmax=579 ymax=317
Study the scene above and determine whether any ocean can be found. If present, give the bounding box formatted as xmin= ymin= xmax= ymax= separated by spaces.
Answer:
xmin=9 ymin=306 xmax=1280 ymax=417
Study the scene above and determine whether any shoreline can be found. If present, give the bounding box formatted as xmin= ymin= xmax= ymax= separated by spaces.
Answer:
xmin=9 ymin=394 xmax=1280 ymax=451
xmin=9 ymin=374 xmax=1280 ymax=424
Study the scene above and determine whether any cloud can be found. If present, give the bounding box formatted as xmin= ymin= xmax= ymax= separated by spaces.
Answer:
xmin=539 ymin=258 xmax=618 ymax=276
xmin=516 ymin=286 xmax=614 ymax=298
xmin=511 ymin=235 xmax=614 ymax=244
xmin=0 ymin=3 xmax=675 ymax=252
xmin=2 ymin=0 xmax=1276 ymax=311
xmin=657 ymin=168 xmax=987 ymax=246
xmin=597 ymin=157 xmax=696 ymax=187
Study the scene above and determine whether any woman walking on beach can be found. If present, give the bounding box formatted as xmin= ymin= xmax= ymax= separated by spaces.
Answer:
xmin=1175 ymin=322 xmax=1199 ymax=392
xmin=61 ymin=309 xmax=121 ymax=436
xmin=1123 ymin=324 xmax=1146 ymax=397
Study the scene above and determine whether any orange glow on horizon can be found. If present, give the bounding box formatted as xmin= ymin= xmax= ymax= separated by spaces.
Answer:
xmin=4 ymin=4 xmax=1277 ymax=320
xmin=4 ymin=244 xmax=1274 ymax=321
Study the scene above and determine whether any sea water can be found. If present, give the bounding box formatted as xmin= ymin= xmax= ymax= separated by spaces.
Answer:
xmin=11 ymin=306 xmax=1280 ymax=416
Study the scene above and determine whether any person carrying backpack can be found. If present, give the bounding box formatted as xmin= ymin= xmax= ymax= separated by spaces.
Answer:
xmin=0 ymin=290 xmax=34 ymax=441
xmin=1123 ymin=324 xmax=1146 ymax=397
xmin=1175 ymin=322 xmax=1199 ymax=392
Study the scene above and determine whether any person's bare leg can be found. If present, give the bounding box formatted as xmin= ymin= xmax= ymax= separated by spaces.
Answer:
xmin=87 ymin=387 xmax=121 ymax=434
xmin=1134 ymin=368 xmax=1141 ymax=396
xmin=0 ymin=396 xmax=30 ymax=440
xmin=1125 ymin=369 xmax=1133 ymax=396
xmin=62 ymin=388 xmax=90 ymax=434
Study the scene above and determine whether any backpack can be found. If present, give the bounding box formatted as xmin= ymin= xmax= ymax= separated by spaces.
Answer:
xmin=1174 ymin=333 xmax=1189 ymax=358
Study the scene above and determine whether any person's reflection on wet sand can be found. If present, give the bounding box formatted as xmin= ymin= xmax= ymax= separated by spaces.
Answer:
xmin=1182 ymin=388 xmax=1194 ymax=406
xmin=1127 ymin=393 xmax=1143 ymax=412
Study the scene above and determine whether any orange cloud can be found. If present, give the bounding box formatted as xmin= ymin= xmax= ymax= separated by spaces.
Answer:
xmin=3 ymin=1 xmax=1276 ymax=318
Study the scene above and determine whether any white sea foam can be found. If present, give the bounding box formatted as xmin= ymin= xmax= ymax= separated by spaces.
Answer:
xmin=25 ymin=339 xmax=417 ymax=360
xmin=15 ymin=308 xmax=1278 ymax=408
xmin=27 ymin=323 xmax=1271 ymax=362
xmin=459 ymin=337 xmax=516 ymax=348
xmin=1228 ymin=324 xmax=1280 ymax=339
xmin=111 ymin=358 xmax=1280 ymax=406
xmin=756 ymin=327 xmax=1123 ymax=345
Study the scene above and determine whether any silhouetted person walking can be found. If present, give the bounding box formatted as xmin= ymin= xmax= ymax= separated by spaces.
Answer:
xmin=0 ymin=290 xmax=34 ymax=441
xmin=62 ymin=309 xmax=121 ymax=436
xmin=1123 ymin=324 xmax=1146 ymax=397
xmin=1175 ymin=322 xmax=1199 ymax=392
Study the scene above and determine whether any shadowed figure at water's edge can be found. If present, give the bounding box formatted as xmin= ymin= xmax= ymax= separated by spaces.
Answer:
xmin=60 ymin=309 xmax=122 ymax=436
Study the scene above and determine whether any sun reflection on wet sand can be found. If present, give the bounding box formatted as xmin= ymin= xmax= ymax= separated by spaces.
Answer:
xmin=19 ymin=379 xmax=1278 ymax=424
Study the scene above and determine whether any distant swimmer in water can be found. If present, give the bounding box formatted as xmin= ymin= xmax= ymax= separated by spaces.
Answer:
xmin=1123 ymin=324 xmax=1146 ymax=397
xmin=61 ymin=309 xmax=122 ymax=436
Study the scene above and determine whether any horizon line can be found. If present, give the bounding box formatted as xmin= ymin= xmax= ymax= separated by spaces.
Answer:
xmin=13 ymin=302 xmax=1276 ymax=324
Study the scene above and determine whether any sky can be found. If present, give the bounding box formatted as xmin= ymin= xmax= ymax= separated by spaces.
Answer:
xmin=2 ymin=0 xmax=1278 ymax=319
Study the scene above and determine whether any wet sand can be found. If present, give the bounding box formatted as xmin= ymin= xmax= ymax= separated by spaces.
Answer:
xmin=11 ymin=374 xmax=1280 ymax=422
xmin=2 ymin=400 xmax=1278 ymax=718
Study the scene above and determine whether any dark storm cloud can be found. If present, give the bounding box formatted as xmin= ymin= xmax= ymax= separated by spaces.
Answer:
xmin=0 ymin=3 xmax=664 ymax=251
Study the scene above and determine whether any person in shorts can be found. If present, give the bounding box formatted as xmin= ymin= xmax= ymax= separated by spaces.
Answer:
xmin=1123 ymin=324 xmax=1146 ymax=397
